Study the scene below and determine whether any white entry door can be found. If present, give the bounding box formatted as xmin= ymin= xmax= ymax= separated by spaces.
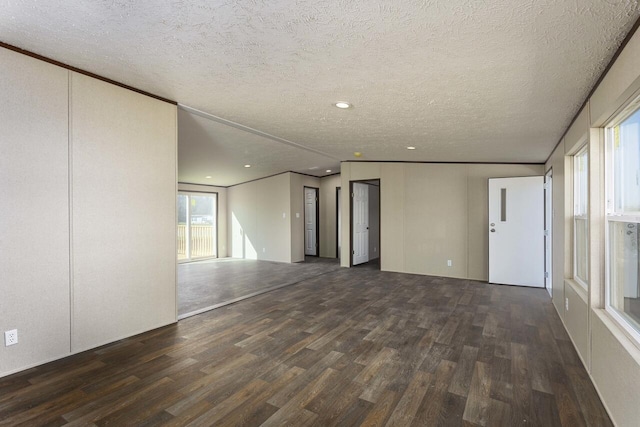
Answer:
xmin=352 ymin=183 xmax=369 ymax=265
xmin=304 ymin=187 xmax=317 ymax=256
xmin=489 ymin=176 xmax=544 ymax=287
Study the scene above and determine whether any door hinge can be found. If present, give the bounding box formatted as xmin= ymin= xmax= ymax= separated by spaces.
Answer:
xmin=544 ymin=272 xmax=549 ymax=278
xmin=352 ymin=250 xmax=355 ymax=255
xmin=544 ymin=230 xmax=549 ymax=236
xmin=351 ymin=193 xmax=354 ymax=198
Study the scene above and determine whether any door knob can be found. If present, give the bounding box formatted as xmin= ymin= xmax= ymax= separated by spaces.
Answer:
xmin=490 ymin=229 xmax=496 ymax=232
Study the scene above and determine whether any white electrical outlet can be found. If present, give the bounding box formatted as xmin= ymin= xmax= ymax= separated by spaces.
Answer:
xmin=447 ymin=260 xmax=452 ymax=267
xmin=262 ymin=248 xmax=266 ymax=253
xmin=5 ymin=329 xmax=18 ymax=346
xmin=565 ymin=297 xmax=569 ymax=311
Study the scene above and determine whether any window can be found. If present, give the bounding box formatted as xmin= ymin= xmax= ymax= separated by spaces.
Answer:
xmin=573 ymin=146 xmax=589 ymax=287
xmin=177 ymin=192 xmax=217 ymax=261
xmin=606 ymin=103 xmax=640 ymax=335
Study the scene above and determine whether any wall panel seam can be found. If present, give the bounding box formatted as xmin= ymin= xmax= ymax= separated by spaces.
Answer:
xmin=67 ymin=70 xmax=74 ymax=353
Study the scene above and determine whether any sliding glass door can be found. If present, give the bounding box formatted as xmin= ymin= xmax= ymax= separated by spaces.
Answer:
xmin=177 ymin=192 xmax=217 ymax=261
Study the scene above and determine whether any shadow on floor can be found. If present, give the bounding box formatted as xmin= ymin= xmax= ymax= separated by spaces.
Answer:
xmin=178 ymin=256 xmax=341 ymax=318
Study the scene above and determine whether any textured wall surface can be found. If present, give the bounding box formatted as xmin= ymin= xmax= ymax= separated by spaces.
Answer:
xmin=1 ymin=0 xmax=638 ymax=182
xmin=0 ymin=48 xmax=71 ymax=377
xmin=228 ymin=173 xmax=292 ymax=262
xmin=340 ymin=161 xmax=543 ymax=279
xmin=71 ymin=72 xmax=178 ymax=353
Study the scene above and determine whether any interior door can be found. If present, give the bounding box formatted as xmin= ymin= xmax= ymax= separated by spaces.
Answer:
xmin=352 ymin=182 xmax=369 ymax=265
xmin=489 ymin=176 xmax=544 ymax=287
xmin=304 ymin=187 xmax=317 ymax=256
xmin=337 ymin=187 xmax=341 ymax=259
xmin=545 ymin=170 xmax=553 ymax=296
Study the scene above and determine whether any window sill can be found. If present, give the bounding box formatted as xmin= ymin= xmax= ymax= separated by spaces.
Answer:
xmin=593 ymin=308 xmax=640 ymax=365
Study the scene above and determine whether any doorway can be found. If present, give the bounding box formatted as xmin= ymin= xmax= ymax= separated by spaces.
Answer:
xmin=337 ymin=187 xmax=341 ymax=259
xmin=488 ymin=176 xmax=544 ymax=287
xmin=304 ymin=186 xmax=319 ymax=256
xmin=177 ymin=192 xmax=218 ymax=262
xmin=545 ymin=169 xmax=553 ymax=297
xmin=350 ymin=180 xmax=380 ymax=267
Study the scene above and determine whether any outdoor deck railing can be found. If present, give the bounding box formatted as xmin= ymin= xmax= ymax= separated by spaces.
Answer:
xmin=177 ymin=224 xmax=215 ymax=259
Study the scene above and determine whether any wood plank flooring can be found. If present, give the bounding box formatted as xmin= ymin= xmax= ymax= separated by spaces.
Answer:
xmin=178 ymin=257 xmax=341 ymax=317
xmin=0 ymin=267 xmax=611 ymax=426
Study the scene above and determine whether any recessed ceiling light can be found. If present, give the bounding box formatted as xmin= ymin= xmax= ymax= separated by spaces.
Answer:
xmin=244 ymin=164 xmax=251 ymax=168
xmin=309 ymin=166 xmax=319 ymax=170
xmin=334 ymin=102 xmax=352 ymax=109
xmin=407 ymin=146 xmax=416 ymax=150
xmin=326 ymin=169 xmax=332 ymax=173
xmin=354 ymin=152 xmax=362 ymax=157
xmin=205 ymin=175 xmax=212 ymax=179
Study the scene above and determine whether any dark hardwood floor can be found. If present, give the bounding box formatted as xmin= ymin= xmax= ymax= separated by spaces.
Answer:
xmin=0 ymin=267 xmax=611 ymax=426
xmin=178 ymin=257 xmax=341 ymax=317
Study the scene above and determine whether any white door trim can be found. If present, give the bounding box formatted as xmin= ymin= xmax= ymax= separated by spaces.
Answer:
xmin=544 ymin=169 xmax=553 ymax=297
xmin=304 ymin=186 xmax=318 ymax=256
xmin=352 ymin=182 xmax=370 ymax=266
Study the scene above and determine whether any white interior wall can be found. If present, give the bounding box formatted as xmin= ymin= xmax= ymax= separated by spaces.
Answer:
xmin=178 ymin=183 xmax=228 ymax=257
xmin=0 ymin=48 xmax=71 ymax=376
xmin=228 ymin=173 xmax=292 ymax=263
xmin=340 ymin=161 xmax=544 ymax=278
xmin=0 ymin=46 xmax=178 ymax=378
xmin=70 ymin=73 xmax=177 ymax=352
xmin=545 ymin=26 xmax=640 ymax=426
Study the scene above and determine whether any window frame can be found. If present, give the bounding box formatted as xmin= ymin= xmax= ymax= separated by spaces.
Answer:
xmin=604 ymin=98 xmax=640 ymax=343
xmin=573 ymin=144 xmax=589 ymax=289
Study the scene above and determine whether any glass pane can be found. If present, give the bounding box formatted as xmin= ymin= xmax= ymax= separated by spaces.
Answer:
xmin=177 ymin=194 xmax=188 ymax=261
xmin=612 ymin=108 xmax=640 ymax=213
xmin=574 ymin=149 xmax=588 ymax=216
xmin=609 ymin=221 xmax=640 ymax=330
xmin=190 ymin=195 xmax=216 ymax=259
xmin=575 ymin=218 xmax=588 ymax=284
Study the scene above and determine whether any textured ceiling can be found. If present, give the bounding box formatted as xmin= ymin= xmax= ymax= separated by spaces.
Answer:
xmin=1 ymin=1 xmax=639 ymax=185
xmin=178 ymin=107 xmax=340 ymax=186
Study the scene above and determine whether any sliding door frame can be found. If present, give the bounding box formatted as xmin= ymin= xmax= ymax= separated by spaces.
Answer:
xmin=178 ymin=190 xmax=219 ymax=263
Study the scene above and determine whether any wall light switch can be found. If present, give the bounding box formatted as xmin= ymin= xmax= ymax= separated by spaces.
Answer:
xmin=282 ymin=213 xmax=286 ymax=219
xmin=565 ymin=298 xmax=569 ymax=311
xmin=447 ymin=260 xmax=452 ymax=267
xmin=296 ymin=213 xmax=300 ymax=218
